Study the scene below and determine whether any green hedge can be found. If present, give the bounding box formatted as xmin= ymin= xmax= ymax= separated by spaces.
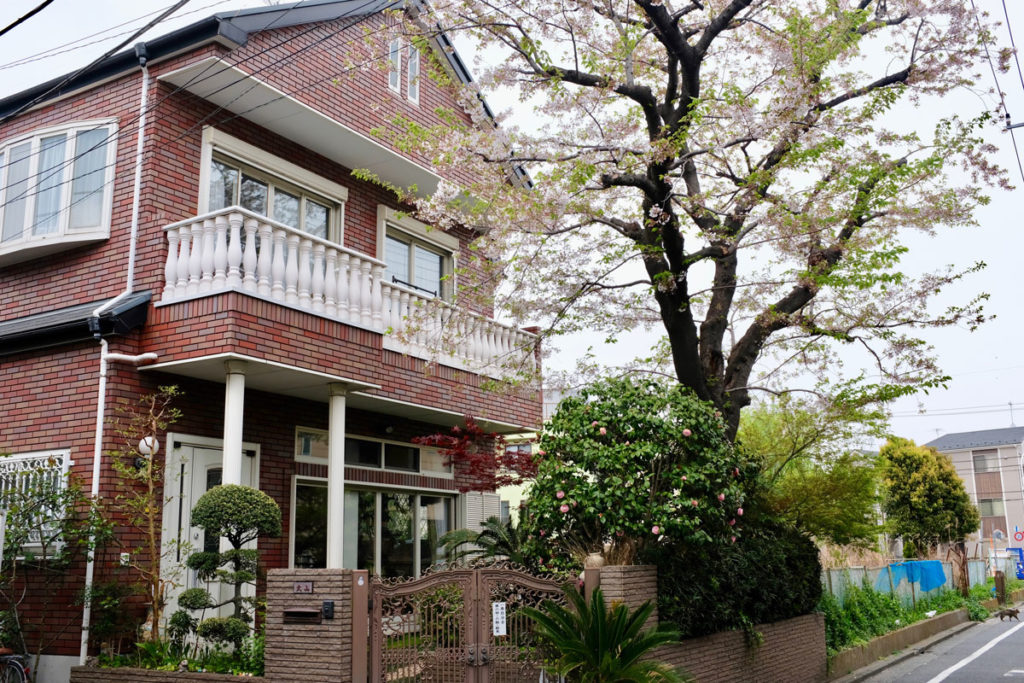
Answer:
xmin=649 ymin=518 xmax=822 ymax=638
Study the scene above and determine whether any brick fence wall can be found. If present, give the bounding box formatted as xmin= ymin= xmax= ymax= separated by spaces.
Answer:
xmin=596 ymin=565 xmax=827 ymax=683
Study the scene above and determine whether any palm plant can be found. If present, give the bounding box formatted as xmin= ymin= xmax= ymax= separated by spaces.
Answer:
xmin=440 ymin=515 xmax=534 ymax=568
xmin=523 ymin=586 xmax=690 ymax=682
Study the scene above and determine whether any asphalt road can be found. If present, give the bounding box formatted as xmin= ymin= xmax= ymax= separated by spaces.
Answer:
xmin=862 ymin=612 xmax=1024 ymax=682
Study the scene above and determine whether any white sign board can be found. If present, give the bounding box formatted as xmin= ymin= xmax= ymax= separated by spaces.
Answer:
xmin=492 ymin=601 xmax=507 ymax=636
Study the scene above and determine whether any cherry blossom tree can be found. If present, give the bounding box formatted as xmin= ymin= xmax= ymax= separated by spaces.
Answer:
xmin=379 ymin=0 xmax=1010 ymax=439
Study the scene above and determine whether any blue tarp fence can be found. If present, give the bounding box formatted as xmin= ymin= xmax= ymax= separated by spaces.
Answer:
xmin=873 ymin=560 xmax=946 ymax=593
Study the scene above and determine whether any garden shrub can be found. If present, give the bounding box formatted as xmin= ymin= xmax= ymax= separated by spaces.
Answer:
xmin=651 ymin=518 xmax=822 ymax=638
xmin=524 ymin=377 xmax=750 ymax=567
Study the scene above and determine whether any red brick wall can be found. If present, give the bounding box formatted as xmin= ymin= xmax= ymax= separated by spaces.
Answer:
xmin=2 ymin=13 xmax=495 ymax=322
xmin=596 ymin=565 xmax=827 ymax=683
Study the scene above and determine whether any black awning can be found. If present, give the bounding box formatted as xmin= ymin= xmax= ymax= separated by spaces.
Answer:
xmin=0 ymin=291 xmax=151 ymax=357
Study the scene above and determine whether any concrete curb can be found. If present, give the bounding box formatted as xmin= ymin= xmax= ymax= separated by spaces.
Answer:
xmin=829 ymin=620 xmax=979 ymax=683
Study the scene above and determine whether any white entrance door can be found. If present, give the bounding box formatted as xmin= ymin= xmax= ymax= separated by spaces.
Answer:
xmin=162 ymin=439 xmax=259 ymax=620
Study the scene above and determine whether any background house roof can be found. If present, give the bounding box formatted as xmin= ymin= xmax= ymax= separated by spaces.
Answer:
xmin=925 ymin=426 xmax=1024 ymax=451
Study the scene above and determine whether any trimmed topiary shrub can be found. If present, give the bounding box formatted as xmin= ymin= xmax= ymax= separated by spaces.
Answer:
xmin=172 ymin=485 xmax=281 ymax=647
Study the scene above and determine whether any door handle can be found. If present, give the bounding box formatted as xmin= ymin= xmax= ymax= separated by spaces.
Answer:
xmin=479 ymin=646 xmax=489 ymax=664
xmin=466 ymin=645 xmax=475 ymax=664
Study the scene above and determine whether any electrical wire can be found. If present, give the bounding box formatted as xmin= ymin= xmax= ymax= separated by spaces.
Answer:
xmin=969 ymin=0 xmax=1024 ymax=184
xmin=1002 ymin=0 xmax=1024 ymax=95
xmin=0 ymin=0 xmax=195 ymax=126
xmin=0 ymin=0 xmax=237 ymax=73
xmin=0 ymin=0 xmax=54 ymax=40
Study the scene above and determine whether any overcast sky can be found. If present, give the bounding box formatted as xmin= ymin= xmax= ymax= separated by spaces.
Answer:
xmin=1 ymin=0 xmax=1023 ymax=448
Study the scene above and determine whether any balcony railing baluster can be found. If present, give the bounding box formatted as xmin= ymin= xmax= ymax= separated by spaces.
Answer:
xmin=161 ymin=207 xmax=538 ymax=379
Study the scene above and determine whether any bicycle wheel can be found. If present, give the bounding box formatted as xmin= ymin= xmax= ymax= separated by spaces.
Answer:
xmin=0 ymin=661 xmax=27 ymax=683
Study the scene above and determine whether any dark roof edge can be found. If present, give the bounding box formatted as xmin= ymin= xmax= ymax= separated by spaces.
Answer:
xmin=0 ymin=17 xmax=247 ymax=121
xmin=0 ymin=291 xmax=151 ymax=358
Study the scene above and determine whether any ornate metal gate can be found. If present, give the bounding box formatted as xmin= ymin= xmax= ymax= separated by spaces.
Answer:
xmin=369 ymin=567 xmax=567 ymax=682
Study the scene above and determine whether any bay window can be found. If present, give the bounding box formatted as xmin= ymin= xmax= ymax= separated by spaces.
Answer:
xmin=0 ymin=121 xmax=116 ymax=266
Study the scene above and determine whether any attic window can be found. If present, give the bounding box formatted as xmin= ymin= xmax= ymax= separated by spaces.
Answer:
xmin=407 ymin=46 xmax=420 ymax=103
xmin=388 ymin=38 xmax=402 ymax=92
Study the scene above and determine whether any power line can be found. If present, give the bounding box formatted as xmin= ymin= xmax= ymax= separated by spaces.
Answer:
xmin=0 ymin=0 xmax=194 ymax=126
xmin=0 ymin=0 xmax=54 ymax=40
xmin=969 ymin=0 xmax=1024 ymax=184
xmin=0 ymin=0 xmax=236 ymax=74
xmin=1002 ymin=0 xmax=1024 ymax=96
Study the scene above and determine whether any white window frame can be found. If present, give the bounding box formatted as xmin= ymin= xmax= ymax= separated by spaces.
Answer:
xmin=388 ymin=37 xmax=403 ymax=93
xmin=0 ymin=449 xmax=71 ymax=550
xmin=288 ymin=475 xmax=455 ymax=576
xmin=376 ymin=205 xmax=458 ymax=301
xmin=293 ymin=425 xmax=452 ymax=477
xmin=197 ymin=127 xmax=348 ymax=241
xmin=0 ymin=120 xmax=117 ymax=267
xmin=407 ymin=45 xmax=420 ymax=104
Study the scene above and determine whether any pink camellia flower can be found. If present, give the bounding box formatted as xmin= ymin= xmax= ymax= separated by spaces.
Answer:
xmin=652 ymin=525 xmax=660 ymax=535
xmin=599 ymin=427 xmax=607 ymax=435
xmin=616 ymin=529 xmax=624 ymax=537
xmin=572 ymin=501 xmax=577 ymax=507
xmin=538 ymin=450 xmax=546 ymax=456
xmin=733 ymin=467 xmax=740 ymax=477
xmin=683 ymin=428 xmax=692 ymax=437
xmin=729 ymin=519 xmax=736 ymax=526
xmin=737 ymin=508 xmax=744 ymax=516
xmin=731 ymin=536 xmax=736 ymax=543
xmin=691 ymin=499 xmax=698 ymax=507
xmin=560 ymin=504 xmax=570 ymax=513
xmin=591 ymin=420 xmax=599 ymax=427
xmin=718 ymin=493 xmax=726 ymax=502
xmin=556 ymin=490 xmax=565 ymax=499
xmin=539 ymin=530 xmax=546 ymax=537
xmin=681 ymin=475 xmax=687 ymax=481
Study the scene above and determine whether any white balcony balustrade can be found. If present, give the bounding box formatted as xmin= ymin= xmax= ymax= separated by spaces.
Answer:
xmin=161 ymin=207 xmax=538 ymax=377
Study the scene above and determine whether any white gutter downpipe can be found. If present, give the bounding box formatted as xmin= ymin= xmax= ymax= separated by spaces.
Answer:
xmin=80 ymin=45 xmax=154 ymax=665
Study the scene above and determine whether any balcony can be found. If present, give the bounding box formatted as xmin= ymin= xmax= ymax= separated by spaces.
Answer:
xmin=159 ymin=207 xmax=538 ymax=378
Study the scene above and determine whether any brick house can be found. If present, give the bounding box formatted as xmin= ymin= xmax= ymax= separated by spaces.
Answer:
xmin=0 ymin=1 xmax=541 ymax=676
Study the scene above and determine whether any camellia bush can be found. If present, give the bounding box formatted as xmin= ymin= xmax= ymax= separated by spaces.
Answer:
xmin=524 ymin=377 xmax=751 ymax=566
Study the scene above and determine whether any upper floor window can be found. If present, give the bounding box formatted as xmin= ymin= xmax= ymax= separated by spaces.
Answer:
xmin=973 ymin=449 xmax=999 ymax=474
xmin=209 ymin=157 xmax=335 ymax=240
xmin=377 ymin=206 xmax=457 ymax=301
xmin=199 ymin=127 xmax=348 ymax=243
xmin=0 ymin=121 xmax=116 ymax=266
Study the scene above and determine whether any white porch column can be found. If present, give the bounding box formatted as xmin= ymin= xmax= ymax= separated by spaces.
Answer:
xmin=222 ymin=359 xmax=247 ymax=486
xmin=326 ymin=383 xmax=348 ymax=568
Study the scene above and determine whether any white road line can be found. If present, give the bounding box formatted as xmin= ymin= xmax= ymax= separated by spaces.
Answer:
xmin=926 ymin=621 xmax=1024 ymax=683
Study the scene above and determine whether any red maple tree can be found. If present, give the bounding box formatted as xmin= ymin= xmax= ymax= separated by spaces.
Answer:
xmin=413 ymin=416 xmax=538 ymax=493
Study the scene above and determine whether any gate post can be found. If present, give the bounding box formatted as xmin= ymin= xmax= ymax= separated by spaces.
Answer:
xmin=352 ymin=570 xmax=369 ymax=682
xmin=583 ymin=568 xmax=601 ymax=602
